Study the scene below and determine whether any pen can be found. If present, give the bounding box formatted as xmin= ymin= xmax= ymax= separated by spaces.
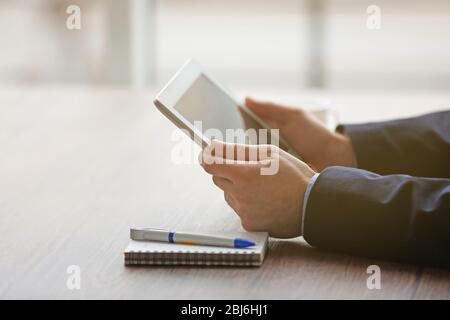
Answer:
xmin=130 ymin=228 xmax=256 ymax=248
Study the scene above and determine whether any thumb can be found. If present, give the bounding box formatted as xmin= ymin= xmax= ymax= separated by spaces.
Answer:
xmin=211 ymin=139 xmax=273 ymax=161
xmin=245 ymin=97 xmax=276 ymax=116
xmin=245 ymin=96 xmax=295 ymax=122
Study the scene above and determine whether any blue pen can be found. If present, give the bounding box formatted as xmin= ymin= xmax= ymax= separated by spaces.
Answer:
xmin=130 ymin=228 xmax=256 ymax=248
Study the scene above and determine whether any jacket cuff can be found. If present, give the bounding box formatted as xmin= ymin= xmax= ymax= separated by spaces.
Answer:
xmin=302 ymin=166 xmax=385 ymax=254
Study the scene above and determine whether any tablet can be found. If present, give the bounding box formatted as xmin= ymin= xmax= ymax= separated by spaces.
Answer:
xmin=153 ymin=59 xmax=295 ymax=154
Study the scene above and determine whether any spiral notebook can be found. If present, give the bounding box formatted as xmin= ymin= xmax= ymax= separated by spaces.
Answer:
xmin=124 ymin=232 xmax=269 ymax=267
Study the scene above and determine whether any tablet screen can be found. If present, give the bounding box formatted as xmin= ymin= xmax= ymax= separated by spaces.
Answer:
xmin=173 ymin=74 xmax=248 ymax=142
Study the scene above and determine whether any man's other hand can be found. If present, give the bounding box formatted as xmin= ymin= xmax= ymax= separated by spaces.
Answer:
xmin=245 ymin=97 xmax=355 ymax=171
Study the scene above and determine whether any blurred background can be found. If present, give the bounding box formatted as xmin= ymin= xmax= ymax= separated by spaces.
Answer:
xmin=1 ymin=0 xmax=450 ymax=92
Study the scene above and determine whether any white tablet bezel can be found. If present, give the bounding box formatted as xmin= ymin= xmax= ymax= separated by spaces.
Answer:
xmin=154 ymin=59 xmax=218 ymax=148
xmin=154 ymin=59 xmax=297 ymax=155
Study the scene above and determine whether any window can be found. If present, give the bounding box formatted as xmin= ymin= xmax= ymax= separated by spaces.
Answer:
xmin=1 ymin=0 xmax=449 ymax=91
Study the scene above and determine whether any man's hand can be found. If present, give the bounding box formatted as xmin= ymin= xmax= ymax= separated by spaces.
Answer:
xmin=245 ymin=97 xmax=355 ymax=171
xmin=199 ymin=140 xmax=316 ymax=238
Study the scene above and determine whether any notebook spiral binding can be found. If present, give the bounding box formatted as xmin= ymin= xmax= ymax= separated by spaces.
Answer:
xmin=124 ymin=250 xmax=261 ymax=266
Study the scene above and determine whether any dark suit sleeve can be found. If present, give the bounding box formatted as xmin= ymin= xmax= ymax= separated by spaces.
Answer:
xmin=337 ymin=111 xmax=450 ymax=178
xmin=303 ymin=166 xmax=450 ymax=267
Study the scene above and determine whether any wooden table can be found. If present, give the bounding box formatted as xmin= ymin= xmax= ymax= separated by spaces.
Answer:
xmin=0 ymin=86 xmax=449 ymax=299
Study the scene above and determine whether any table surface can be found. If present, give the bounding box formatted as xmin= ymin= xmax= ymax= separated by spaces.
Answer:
xmin=0 ymin=86 xmax=449 ymax=299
